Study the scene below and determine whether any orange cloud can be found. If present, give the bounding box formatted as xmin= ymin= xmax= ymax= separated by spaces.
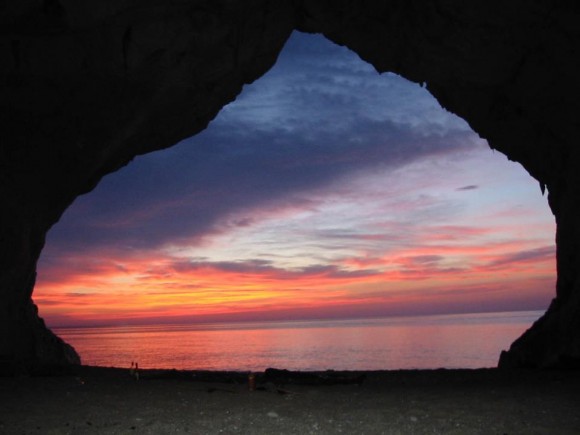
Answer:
xmin=35 ymin=230 xmax=556 ymax=327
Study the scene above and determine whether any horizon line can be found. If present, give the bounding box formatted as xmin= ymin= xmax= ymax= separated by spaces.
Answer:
xmin=49 ymin=307 xmax=545 ymax=330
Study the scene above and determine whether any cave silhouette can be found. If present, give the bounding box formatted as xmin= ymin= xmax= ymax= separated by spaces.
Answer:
xmin=1 ymin=1 xmax=579 ymax=370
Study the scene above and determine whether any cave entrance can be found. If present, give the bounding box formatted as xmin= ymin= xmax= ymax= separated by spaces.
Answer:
xmin=34 ymin=32 xmax=555 ymax=370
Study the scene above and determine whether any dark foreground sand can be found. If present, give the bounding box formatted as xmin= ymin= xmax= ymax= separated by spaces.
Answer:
xmin=1 ymin=366 xmax=579 ymax=434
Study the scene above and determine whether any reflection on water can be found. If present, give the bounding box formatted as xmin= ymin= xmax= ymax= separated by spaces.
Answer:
xmin=55 ymin=311 xmax=542 ymax=371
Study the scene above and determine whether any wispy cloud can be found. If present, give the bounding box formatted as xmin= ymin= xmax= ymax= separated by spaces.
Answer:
xmin=456 ymin=185 xmax=479 ymax=191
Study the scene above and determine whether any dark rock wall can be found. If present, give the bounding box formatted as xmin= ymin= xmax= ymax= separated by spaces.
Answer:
xmin=1 ymin=0 xmax=579 ymax=369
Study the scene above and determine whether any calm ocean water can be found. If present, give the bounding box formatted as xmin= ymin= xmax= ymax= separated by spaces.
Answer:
xmin=54 ymin=310 xmax=542 ymax=371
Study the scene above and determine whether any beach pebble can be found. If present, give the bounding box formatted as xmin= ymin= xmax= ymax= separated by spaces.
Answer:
xmin=267 ymin=411 xmax=279 ymax=418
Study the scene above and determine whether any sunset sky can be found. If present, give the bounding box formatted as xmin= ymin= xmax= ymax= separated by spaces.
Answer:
xmin=35 ymin=32 xmax=556 ymax=328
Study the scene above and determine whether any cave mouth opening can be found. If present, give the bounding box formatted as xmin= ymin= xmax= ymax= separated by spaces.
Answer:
xmin=34 ymin=31 xmax=555 ymax=370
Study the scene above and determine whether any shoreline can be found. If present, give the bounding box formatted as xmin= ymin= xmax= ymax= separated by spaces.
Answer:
xmin=2 ymin=365 xmax=579 ymax=434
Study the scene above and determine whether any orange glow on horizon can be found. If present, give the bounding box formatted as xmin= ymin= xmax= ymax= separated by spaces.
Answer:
xmin=35 ymin=234 xmax=556 ymax=327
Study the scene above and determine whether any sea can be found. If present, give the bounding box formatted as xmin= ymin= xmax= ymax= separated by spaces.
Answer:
xmin=54 ymin=310 xmax=542 ymax=371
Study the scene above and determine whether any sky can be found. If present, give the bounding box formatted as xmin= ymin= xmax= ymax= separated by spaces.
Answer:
xmin=35 ymin=32 xmax=556 ymax=328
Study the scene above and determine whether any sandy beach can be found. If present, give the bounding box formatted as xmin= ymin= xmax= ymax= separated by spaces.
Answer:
xmin=1 ymin=366 xmax=579 ymax=434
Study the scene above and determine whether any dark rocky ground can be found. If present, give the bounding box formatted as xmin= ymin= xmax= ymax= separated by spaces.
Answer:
xmin=1 ymin=366 xmax=579 ymax=434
